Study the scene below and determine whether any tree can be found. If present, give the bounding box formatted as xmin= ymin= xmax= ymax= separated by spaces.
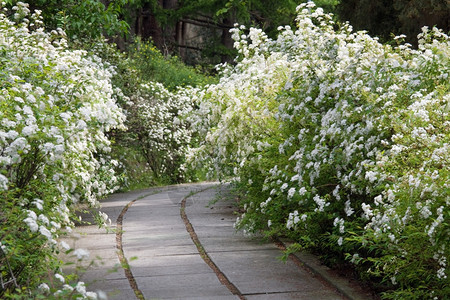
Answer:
xmin=3 ymin=0 xmax=129 ymax=41
xmin=124 ymin=0 xmax=307 ymax=64
xmin=394 ymin=0 xmax=449 ymax=43
xmin=337 ymin=0 xmax=449 ymax=45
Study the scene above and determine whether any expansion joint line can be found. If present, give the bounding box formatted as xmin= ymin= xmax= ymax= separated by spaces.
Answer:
xmin=116 ymin=190 xmax=161 ymax=300
xmin=180 ymin=189 xmax=246 ymax=300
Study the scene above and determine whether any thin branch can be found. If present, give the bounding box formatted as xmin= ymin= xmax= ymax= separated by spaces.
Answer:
xmin=180 ymin=18 xmax=232 ymax=30
xmin=176 ymin=44 xmax=203 ymax=51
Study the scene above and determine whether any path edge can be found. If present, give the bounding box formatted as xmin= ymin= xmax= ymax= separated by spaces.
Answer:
xmin=273 ymin=238 xmax=378 ymax=300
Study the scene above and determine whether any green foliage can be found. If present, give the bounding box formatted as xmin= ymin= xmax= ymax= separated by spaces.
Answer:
xmin=129 ymin=38 xmax=214 ymax=90
xmin=111 ymin=142 xmax=157 ymax=190
xmin=216 ymin=0 xmax=301 ymax=35
xmin=3 ymin=0 xmax=129 ymax=41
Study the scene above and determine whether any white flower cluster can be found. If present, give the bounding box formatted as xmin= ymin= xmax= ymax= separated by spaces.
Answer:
xmin=187 ymin=25 xmax=291 ymax=178
xmin=0 ymin=2 xmax=125 ymax=296
xmin=129 ymin=82 xmax=194 ymax=180
xmin=189 ymin=3 xmax=449 ymax=295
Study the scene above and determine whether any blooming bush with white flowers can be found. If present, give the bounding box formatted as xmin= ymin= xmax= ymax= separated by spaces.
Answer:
xmin=126 ymin=81 xmax=196 ymax=183
xmin=0 ymin=2 xmax=124 ymax=298
xmin=86 ymin=38 xmax=212 ymax=188
xmin=189 ymin=3 xmax=449 ymax=299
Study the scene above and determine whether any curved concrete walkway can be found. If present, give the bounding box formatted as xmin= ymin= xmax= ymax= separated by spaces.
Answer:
xmin=62 ymin=183 xmax=375 ymax=300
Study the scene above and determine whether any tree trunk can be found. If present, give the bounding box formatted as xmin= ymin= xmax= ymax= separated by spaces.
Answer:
xmin=135 ymin=2 xmax=163 ymax=48
xmin=176 ymin=21 xmax=187 ymax=59
xmin=221 ymin=15 xmax=235 ymax=63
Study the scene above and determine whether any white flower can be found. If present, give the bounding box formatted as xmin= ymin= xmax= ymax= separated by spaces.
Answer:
xmin=21 ymin=124 xmax=38 ymax=136
xmin=6 ymin=130 xmax=19 ymax=140
xmin=39 ymin=226 xmax=52 ymax=240
xmin=437 ymin=268 xmax=447 ymax=279
xmin=361 ymin=203 xmax=373 ymax=219
xmin=75 ymin=281 xmax=87 ymax=294
xmin=374 ymin=195 xmax=383 ymax=206
xmin=38 ymin=214 xmax=49 ymax=225
xmin=33 ymin=199 xmax=44 ymax=210
xmin=24 ymin=211 xmax=39 ymax=232
xmin=388 ymin=233 xmax=396 ymax=242
xmin=55 ymin=273 xmax=65 ymax=283
xmin=59 ymin=112 xmax=71 ymax=121
xmin=287 ymin=187 xmax=296 ymax=199
xmin=298 ymin=187 xmax=307 ymax=195
xmin=76 ymin=120 xmax=87 ymax=130
xmin=38 ymin=283 xmax=50 ymax=293
xmin=421 ymin=206 xmax=432 ymax=219
xmin=96 ymin=290 xmax=108 ymax=300
xmin=350 ymin=253 xmax=360 ymax=264
xmin=394 ymin=34 xmax=406 ymax=40
xmin=60 ymin=241 xmax=70 ymax=251
xmin=0 ymin=174 xmax=8 ymax=191
xmin=63 ymin=284 xmax=74 ymax=292
xmin=0 ymin=242 xmax=6 ymax=253
xmin=313 ymin=195 xmax=328 ymax=212
xmin=365 ymin=171 xmax=378 ymax=183
xmin=332 ymin=185 xmax=340 ymax=201
xmin=344 ymin=200 xmax=354 ymax=216
xmin=86 ymin=291 xmax=98 ymax=299
xmin=73 ymin=248 xmax=90 ymax=260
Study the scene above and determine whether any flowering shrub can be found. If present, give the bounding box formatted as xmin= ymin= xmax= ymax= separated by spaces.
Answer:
xmin=190 ymin=3 xmax=449 ymax=299
xmin=0 ymin=2 xmax=124 ymax=298
xmin=86 ymin=38 xmax=210 ymax=187
xmin=117 ymin=39 xmax=213 ymax=185
xmin=126 ymin=82 xmax=197 ymax=183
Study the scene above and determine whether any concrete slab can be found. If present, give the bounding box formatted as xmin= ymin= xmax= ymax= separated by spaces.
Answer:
xmin=163 ymin=296 xmax=238 ymax=300
xmin=124 ymin=244 xmax=200 ymax=258
xmin=129 ymin=254 xmax=214 ymax=277
xmin=192 ymin=236 xmax=277 ymax=252
xmin=137 ymin=273 xmax=233 ymax=299
xmin=87 ymin=278 xmax=137 ymax=300
xmin=77 ymin=265 xmax=126 ymax=281
xmin=123 ymin=207 xmax=181 ymax=218
xmin=208 ymin=250 xmax=331 ymax=295
xmin=122 ymin=224 xmax=187 ymax=234
xmin=244 ymin=291 xmax=342 ymax=300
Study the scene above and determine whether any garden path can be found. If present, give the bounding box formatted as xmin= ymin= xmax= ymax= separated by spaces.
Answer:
xmin=62 ymin=183 xmax=374 ymax=300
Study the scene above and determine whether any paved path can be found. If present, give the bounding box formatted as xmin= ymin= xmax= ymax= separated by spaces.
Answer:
xmin=62 ymin=183 xmax=373 ymax=300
